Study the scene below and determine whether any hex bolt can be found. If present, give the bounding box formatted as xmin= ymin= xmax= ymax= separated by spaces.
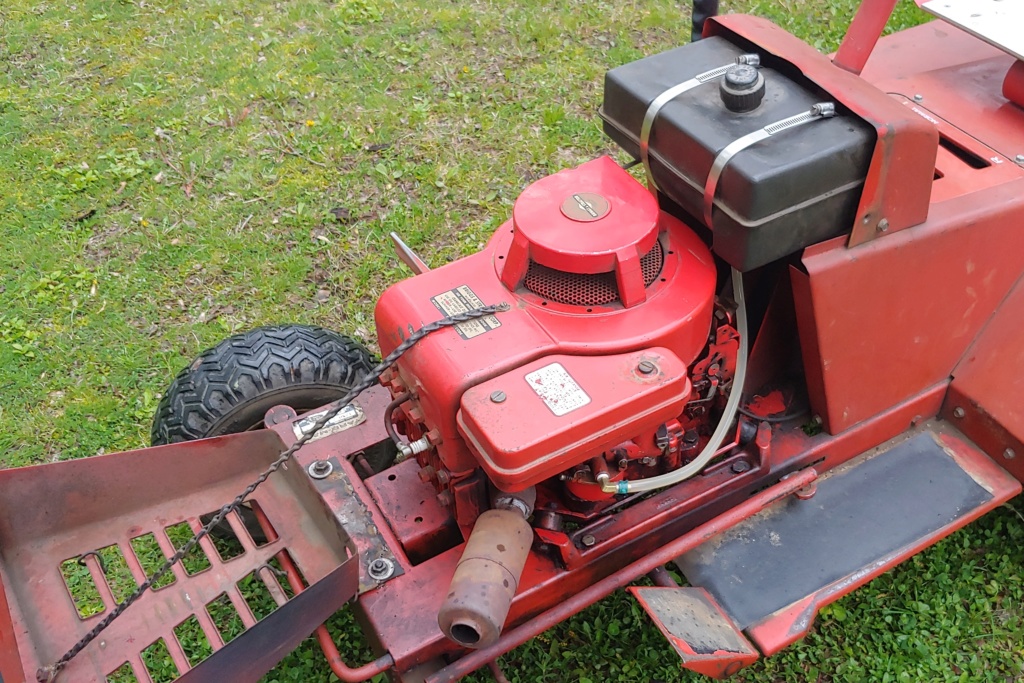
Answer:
xmin=367 ymin=557 xmax=396 ymax=581
xmin=1016 ymin=154 xmax=1024 ymax=164
xmin=581 ymin=534 xmax=597 ymax=547
xmin=731 ymin=460 xmax=751 ymax=474
xmin=490 ymin=390 xmax=507 ymax=404
xmin=307 ymin=460 xmax=333 ymax=479
xmin=953 ymin=407 xmax=966 ymax=419
xmin=913 ymin=93 xmax=924 ymax=101
xmin=877 ymin=218 xmax=889 ymax=233
xmin=637 ymin=360 xmax=657 ymax=375
xmin=1004 ymin=448 xmax=1016 ymax=460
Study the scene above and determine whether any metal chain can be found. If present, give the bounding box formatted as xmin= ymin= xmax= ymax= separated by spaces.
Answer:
xmin=38 ymin=304 xmax=509 ymax=683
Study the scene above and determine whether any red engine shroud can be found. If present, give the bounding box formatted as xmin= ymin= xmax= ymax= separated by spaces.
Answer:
xmin=374 ymin=157 xmax=717 ymax=481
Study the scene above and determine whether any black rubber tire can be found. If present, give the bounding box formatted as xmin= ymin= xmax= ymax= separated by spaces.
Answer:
xmin=151 ymin=324 xmax=395 ymax=470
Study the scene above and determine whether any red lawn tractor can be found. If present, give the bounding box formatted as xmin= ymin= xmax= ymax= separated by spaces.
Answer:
xmin=4 ymin=0 xmax=1024 ymax=681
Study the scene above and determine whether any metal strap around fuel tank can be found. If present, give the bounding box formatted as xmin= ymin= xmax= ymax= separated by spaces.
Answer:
xmin=640 ymin=53 xmax=760 ymax=193
xmin=702 ymin=102 xmax=836 ymax=229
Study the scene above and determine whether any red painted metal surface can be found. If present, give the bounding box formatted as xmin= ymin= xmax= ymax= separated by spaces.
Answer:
xmin=746 ymin=429 xmax=1020 ymax=655
xmin=364 ymin=458 xmax=460 ymax=564
xmin=793 ymin=174 xmax=1024 ymax=433
xmin=457 ymin=349 xmax=689 ymax=492
xmin=0 ymin=431 xmax=357 ymax=683
xmin=831 ymin=0 xmax=899 ymax=75
xmin=945 ymin=272 xmax=1024 ymax=482
xmin=374 ymin=159 xmax=716 ymax=476
xmin=421 ymin=469 xmax=817 ymax=683
xmin=353 ymin=384 xmax=945 ymax=676
xmin=707 ymin=15 xmax=937 ymax=246
xmin=1004 ymin=60 xmax=1024 ymax=109
xmin=4 ymin=10 xmax=1024 ymax=683
xmin=861 ymin=23 xmax=1022 ymax=165
xmin=499 ymin=156 xmax=660 ymax=307
xmin=786 ymin=23 xmax=1024 ymax=432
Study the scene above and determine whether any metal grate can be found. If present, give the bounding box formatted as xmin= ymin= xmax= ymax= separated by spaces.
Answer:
xmin=523 ymin=241 xmax=664 ymax=307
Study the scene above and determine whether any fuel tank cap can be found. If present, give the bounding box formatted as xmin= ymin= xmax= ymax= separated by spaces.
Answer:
xmin=720 ymin=63 xmax=766 ymax=113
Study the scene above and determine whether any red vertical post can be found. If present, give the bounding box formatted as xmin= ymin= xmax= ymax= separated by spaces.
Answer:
xmin=832 ymin=0 xmax=900 ymax=75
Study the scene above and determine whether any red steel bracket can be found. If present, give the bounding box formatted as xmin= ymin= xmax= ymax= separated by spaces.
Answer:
xmin=706 ymin=14 xmax=937 ymax=246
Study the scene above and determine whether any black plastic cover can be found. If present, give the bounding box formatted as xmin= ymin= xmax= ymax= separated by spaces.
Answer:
xmin=600 ymin=37 xmax=875 ymax=270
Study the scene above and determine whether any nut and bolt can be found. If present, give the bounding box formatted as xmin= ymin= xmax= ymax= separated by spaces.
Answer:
xmin=877 ymin=218 xmax=889 ymax=233
xmin=953 ymin=407 xmax=966 ymax=419
xmin=367 ymin=557 xmax=396 ymax=581
xmin=1004 ymin=448 xmax=1016 ymax=460
xmin=581 ymin=534 xmax=597 ymax=547
xmin=913 ymin=93 xmax=924 ymax=101
xmin=490 ymin=390 xmax=507 ymax=404
xmin=307 ymin=460 xmax=333 ymax=479
xmin=731 ymin=460 xmax=751 ymax=474
xmin=795 ymin=482 xmax=818 ymax=501
xmin=637 ymin=360 xmax=657 ymax=375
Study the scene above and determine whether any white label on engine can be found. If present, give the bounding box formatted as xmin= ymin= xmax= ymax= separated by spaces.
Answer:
xmin=430 ymin=285 xmax=502 ymax=340
xmin=292 ymin=402 xmax=366 ymax=443
xmin=524 ymin=363 xmax=591 ymax=417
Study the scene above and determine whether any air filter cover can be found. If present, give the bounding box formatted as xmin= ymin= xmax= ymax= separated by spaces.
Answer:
xmin=500 ymin=156 xmax=661 ymax=308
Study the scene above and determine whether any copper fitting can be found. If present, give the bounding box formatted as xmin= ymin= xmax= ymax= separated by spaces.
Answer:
xmin=437 ymin=503 xmax=533 ymax=648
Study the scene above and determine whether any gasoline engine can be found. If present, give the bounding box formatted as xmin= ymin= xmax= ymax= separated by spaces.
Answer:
xmin=374 ymin=34 xmax=873 ymax=649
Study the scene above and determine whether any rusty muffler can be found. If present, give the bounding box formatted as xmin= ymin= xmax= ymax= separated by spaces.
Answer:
xmin=438 ymin=489 xmax=535 ymax=648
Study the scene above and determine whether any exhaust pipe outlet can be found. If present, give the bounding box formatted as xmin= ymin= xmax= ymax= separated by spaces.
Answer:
xmin=438 ymin=489 xmax=535 ymax=648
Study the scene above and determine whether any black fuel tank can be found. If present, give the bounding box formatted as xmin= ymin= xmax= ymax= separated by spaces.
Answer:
xmin=601 ymin=36 xmax=874 ymax=271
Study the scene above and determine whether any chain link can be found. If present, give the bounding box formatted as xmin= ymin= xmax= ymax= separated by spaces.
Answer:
xmin=38 ymin=304 xmax=509 ymax=683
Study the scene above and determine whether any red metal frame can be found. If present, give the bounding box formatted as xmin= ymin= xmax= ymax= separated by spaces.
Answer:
xmin=706 ymin=14 xmax=938 ymax=247
xmin=1 ymin=5 xmax=1023 ymax=683
xmin=421 ymin=468 xmax=819 ymax=683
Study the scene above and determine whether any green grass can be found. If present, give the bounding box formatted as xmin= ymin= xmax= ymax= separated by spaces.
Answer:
xmin=2 ymin=0 xmax=1022 ymax=681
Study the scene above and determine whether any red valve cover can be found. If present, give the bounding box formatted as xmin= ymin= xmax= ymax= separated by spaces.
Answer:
xmin=374 ymin=156 xmax=717 ymax=481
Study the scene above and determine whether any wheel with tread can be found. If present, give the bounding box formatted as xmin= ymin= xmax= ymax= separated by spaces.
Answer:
xmin=151 ymin=324 xmax=396 ymax=470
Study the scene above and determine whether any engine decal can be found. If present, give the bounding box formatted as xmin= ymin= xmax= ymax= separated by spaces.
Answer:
xmin=292 ymin=402 xmax=366 ymax=442
xmin=430 ymin=285 xmax=502 ymax=339
xmin=524 ymin=362 xmax=592 ymax=416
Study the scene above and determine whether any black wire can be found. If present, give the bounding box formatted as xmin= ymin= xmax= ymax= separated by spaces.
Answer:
xmin=384 ymin=391 xmax=412 ymax=447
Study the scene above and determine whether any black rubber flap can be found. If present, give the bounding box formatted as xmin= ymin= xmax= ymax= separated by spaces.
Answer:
xmin=676 ymin=434 xmax=993 ymax=629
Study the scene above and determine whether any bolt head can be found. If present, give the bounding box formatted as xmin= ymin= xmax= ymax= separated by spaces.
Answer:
xmin=913 ymin=93 xmax=924 ymax=101
xmin=490 ymin=390 xmax=506 ymax=403
xmin=1004 ymin=448 xmax=1016 ymax=460
xmin=308 ymin=460 xmax=333 ymax=479
xmin=1016 ymin=154 xmax=1024 ymax=163
xmin=367 ymin=557 xmax=396 ymax=581
xmin=581 ymin=534 xmax=597 ymax=547
xmin=953 ymin=407 xmax=966 ymax=419
xmin=877 ymin=218 xmax=889 ymax=233
xmin=731 ymin=460 xmax=751 ymax=474
xmin=637 ymin=360 xmax=657 ymax=375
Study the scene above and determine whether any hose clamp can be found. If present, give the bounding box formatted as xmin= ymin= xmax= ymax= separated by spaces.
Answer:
xmin=640 ymin=53 xmax=760 ymax=193
xmin=703 ymin=102 xmax=836 ymax=229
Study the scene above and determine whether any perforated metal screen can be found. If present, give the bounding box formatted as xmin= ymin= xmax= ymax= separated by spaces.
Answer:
xmin=523 ymin=241 xmax=664 ymax=307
